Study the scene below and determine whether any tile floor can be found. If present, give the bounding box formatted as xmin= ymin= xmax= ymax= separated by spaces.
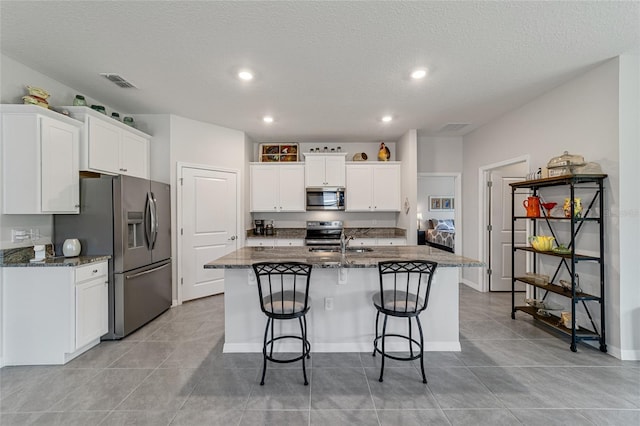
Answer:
xmin=1 ymin=286 xmax=638 ymax=425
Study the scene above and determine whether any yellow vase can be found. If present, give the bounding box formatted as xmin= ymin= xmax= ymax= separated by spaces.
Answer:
xmin=563 ymin=198 xmax=582 ymax=217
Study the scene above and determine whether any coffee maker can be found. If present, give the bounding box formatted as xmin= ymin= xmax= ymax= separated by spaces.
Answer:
xmin=253 ymin=219 xmax=264 ymax=235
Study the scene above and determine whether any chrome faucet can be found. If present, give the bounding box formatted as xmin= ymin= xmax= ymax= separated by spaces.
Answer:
xmin=340 ymin=231 xmax=354 ymax=254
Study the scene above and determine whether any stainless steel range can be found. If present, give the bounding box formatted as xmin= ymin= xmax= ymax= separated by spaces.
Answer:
xmin=305 ymin=221 xmax=343 ymax=246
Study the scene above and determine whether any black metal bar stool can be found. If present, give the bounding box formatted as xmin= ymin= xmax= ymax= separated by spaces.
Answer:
xmin=252 ymin=262 xmax=312 ymax=385
xmin=372 ymin=260 xmax=438 ymax=383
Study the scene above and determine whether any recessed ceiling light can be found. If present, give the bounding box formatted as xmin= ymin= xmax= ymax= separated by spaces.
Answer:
xmin=263 ymin=116 xmax=274 ymax=123
xmin=381 ymin=115 xmax=393 ymax=123
xmin=410 ymin=69 xmax=428 ymax=79
xmin=238 ymin=70 xmax=254 ymax=81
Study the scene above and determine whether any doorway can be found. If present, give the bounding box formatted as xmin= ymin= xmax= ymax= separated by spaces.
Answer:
xmin=479 ymin=158 xmax=528 ymax=292
xmin=177 ymin=164 xmax=239 ymax=302
xmin=417 ymin=173 xmax=462 ymax=255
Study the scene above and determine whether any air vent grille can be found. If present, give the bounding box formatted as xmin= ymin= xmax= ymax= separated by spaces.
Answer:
xmin=440 ymin=123 xmax=470 ymax=132
xmin=99 ymin=73 xmax=137 ymax=89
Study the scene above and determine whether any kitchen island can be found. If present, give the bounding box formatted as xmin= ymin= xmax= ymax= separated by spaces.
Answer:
xmin=205 ymin=245 xmax=482 ymax=353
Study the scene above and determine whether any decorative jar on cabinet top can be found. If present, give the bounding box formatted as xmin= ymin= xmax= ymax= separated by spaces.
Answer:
xmin=62 ymin=238 xmax=81 ymax=257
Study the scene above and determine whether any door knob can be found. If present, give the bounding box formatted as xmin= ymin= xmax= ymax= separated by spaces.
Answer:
xmin=229 ymin=235 xmax=236 ymax=241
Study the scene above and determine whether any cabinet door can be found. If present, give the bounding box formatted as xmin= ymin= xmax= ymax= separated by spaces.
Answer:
xmin=75 ymin=275 xmax=108 ymax=349
xmin=275 ymin=239 xmax=305 ymax=247
xmin=120 ymin=132 xmax=149 ymax=179
xmin=87 ymin=117 xmax=120 ymax=174
xmin=377 ymin=238 xmax=407 ymax=246
xmin=305 ymin=156 xmax=327 ymax=186
xmin=372 ymin=164 xmax=401 ymax=211
xmin=352 ymin=238 xmax=377 ymax=246
xmin=250 ymin=165 xmax=279 ymax=211
xmin=324 ymin=156 xmax=346 ymax=187
xmin=246 ymin=238 xmax=275 ymax=247
xmin=345 ymin=165 xmax=373 ymax=211
xmin=278 ymin=165 xmax=305 ymax=211
xmin=40 ymin=117 xmax=79 ymax=213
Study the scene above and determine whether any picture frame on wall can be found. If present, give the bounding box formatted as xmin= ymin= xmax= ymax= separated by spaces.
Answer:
xmin=258 ymin=143 xmax=299 ymax=162
xmin=429 ymin=196 xmax=454 ymax=211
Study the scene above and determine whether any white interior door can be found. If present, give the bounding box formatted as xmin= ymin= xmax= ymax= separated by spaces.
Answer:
xmin=181 ymin=167 xmax=237 ymax=301
xmin=489 ymin=168 xmax=527 ymax=291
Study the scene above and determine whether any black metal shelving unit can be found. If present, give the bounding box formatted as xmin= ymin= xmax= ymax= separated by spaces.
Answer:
xmin=510 ymin=174 xmax=607 ymax=352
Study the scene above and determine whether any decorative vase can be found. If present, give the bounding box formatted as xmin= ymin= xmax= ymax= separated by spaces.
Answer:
xmin=563 ymin=198 xmax=582 ymax=218
xmin=62 ymin=238 xmax=81 ymax=257
xmin=73 ymin=95 xmax=87 ymax=106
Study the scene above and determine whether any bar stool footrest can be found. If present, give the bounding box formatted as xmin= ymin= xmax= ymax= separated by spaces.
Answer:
xmin=265 ymin=335 xmax=311 ymax=364
xmin=373 ymin=333 xmax=422 ymax=361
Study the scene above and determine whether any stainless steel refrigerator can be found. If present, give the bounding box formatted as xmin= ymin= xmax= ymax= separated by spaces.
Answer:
xmin=54 ymin=175 xmax=172 ymax=339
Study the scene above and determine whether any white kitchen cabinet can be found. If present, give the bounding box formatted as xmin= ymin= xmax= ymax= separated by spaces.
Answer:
xmin=246 ymin=238 xmax=275 ymax=247
xmin=303 ymin=153 xmax=346 ymax=187
xmin=351 ymin=238 xmax=378 ymax=246
xmin=1 ymin=260 xmax=108 ymax=365
xmin=75 ymin=262 xmax=109 ymax=350
xmin=275 ymin=239 xmax=305 ymax=247
xmin=376 ymin=237 xmax=407 ymax=246
xmin=345 ymin=163 xmax=401 ymax=212
xmin=1 ymin=105 xmax=81 ymax=214
xmin=250 ymin=163 xmax=305 ymax=212
xmin=66 ymin=107 xmax=150 ymax=179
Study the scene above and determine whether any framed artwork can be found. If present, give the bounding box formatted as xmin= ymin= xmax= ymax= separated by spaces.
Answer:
xmin=429 ymin=196 xmax=454 ymax=211
xmin=259 ymin=143 xmax=299 ymax=162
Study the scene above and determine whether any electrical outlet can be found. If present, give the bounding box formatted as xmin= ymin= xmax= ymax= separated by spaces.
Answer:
xmin=324 ymin=297 xmax=334 ymax=311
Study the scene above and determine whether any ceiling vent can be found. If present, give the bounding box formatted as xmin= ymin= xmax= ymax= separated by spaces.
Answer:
xmin=439 ymin=123 xmax=470 ymax=132
xmin=99 ymin=73 xmax=137 ymax=89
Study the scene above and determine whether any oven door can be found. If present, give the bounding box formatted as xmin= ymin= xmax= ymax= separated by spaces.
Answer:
xmin=306 ymin=187 xmax=345 ymax=211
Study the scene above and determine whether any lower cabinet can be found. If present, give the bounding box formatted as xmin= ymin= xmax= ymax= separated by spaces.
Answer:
xmin=246 ymin=238 xmax=305 ymax=247
xmin=75 ymin=263 xmax=109 ymax=350
xmin=1 ymin=261 xmax=108 ymax=366
xmin=351 ymin=237 xmax=407 ymax=246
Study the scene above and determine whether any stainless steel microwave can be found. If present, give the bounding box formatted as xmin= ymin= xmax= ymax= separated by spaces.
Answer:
xmin=306 ymin=187 xmax=345 ymax=211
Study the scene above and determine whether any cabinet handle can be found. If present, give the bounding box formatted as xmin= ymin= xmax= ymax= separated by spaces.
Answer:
xmin=92 ymin=269 xmax=98 ymax=273
xmin=75 ymin=204 xmax=80 ymax=208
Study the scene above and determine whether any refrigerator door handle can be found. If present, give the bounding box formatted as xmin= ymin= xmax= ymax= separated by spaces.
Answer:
xmin=125 ymin=261 xmax=171 ymax=279
xmin=145 ymin=192 xmax=154 ymax=249
xmin=150 ymin=192 xmax=158 ymax=249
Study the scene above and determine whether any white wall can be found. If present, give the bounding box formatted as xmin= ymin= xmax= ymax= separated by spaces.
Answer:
xmin=417 ymin=136 xmax=463 ymax=173
xmin=617 ymin=54 xmax=640 ymax=360
xmin=396 ymin=129 xmax=418 ymax=244
xmin=462 ymin=57 xmax=632 ymax=358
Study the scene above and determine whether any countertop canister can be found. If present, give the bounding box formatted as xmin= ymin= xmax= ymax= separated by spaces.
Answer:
xmin=62 ymin=238 xmax=81 ymax=257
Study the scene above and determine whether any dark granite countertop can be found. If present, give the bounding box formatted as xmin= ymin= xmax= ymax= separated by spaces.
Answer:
xmin=0 ymin=255 xmax=111 ymax=267
xmin=205 ymin=246 xmax=482 ymax=269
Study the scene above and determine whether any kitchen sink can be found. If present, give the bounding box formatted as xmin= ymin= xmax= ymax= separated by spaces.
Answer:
xmin=308 ymin=247 xmax=373 ymax=253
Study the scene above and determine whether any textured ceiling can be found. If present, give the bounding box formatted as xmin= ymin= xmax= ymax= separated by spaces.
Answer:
xmin=1 ymin=1 xmax=638 ymax=142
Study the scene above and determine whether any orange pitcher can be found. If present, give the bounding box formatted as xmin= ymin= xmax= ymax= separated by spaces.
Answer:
xmin=523 ymin=196 xmax=541 ymax=217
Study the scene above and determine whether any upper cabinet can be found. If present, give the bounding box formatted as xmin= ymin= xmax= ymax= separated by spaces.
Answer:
xmin=303 ymin=153 xmax=347 ymax=187
xmin=65 ymin=107 xmax=150 ymax=179
xmin=1 ymin=105 xmax=81 ymax=214
xmin=345 ymin=162 xmax=401 ymax=212
xmin=250 ymin=163 xmax=305 ymax=212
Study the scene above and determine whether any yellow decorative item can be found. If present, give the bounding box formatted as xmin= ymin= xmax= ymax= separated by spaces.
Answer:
xmin=563 ymin=198 xmax=582 ymax=217
xmin=378 ymin=142 xmax=390 ymax=161
xmin=529 ymin=235 xmax=555 ymax=251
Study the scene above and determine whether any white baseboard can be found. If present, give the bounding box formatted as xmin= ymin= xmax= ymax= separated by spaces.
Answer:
xmin=172 ymin=299 xmax=179 ymax=307
xmin=223 ymin=341 xmax=461 ymax=353
xmin=460 ymin=278 xmax=482 ymax=292
xmin=605 ymin=343 xmax=640 ymax=361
